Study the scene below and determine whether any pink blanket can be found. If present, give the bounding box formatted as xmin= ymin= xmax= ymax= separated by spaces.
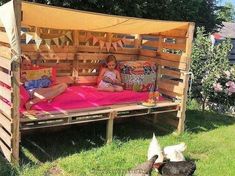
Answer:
xmin=21 ymin=86 xmax=164 ymax=112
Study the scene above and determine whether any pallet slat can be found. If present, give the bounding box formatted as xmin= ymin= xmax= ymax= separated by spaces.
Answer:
xmin=0 ymin=127 xmax=12 ymax=148
xmin=158 ymin=81 xmax=184 ymax=95
xmin=0 ymin=113 xmax=12 ymax=133
xmin=0 ymin=71 xmax=12 ymax=86
xmin=160 ymin=68 xmax=184 ymax=80
xmin=0 ymin=139 xmax=11 ymax=161
xmin=160 ymin=53 xmax=187 ymax=63
xmin=40 ymin=53 xmax=75 ymax=60
xmin=0 ymin=45 xmax=11 ymax=59
xmin=0 ymin=56 xmax=12 ymax=71
xmin=155 ymin=58 xmax=187 ymax=70
xmin=0 ymin=86 xmax=12 ymax=102
xmin=0 ymin=31 xmax=10 ymax=44
xmin=0 ymin=100 xmax=12 ymax=118
xmin=162 ymin=42 xmax=186 ymax=51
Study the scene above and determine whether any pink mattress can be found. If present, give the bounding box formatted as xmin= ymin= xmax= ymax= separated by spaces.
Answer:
xmin=20 ymin=86 xmax=164 ymax=112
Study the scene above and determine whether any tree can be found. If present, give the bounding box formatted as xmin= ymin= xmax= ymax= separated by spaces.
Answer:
xmin=0 ymin=0 xmax=227 ymax=32
xmin=216 ymin=2 xmax=235 ymax=22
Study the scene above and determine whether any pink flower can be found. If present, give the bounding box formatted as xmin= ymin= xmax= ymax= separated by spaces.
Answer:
xmin=226 ymin=81 xmax=235 ymax=87
xmin=213 ymin=83 xmax=223 ymax=92
xmin=228 ymin=82 xmax=235 ymax=95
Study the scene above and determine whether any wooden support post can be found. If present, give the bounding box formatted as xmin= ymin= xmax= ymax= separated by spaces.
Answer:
xmin=106 ymin=111 xmax=116 ymax=144
xmin=11 ymin=0 xmax=22 ymax=164
xmin=134 ymin=34 xmax=142 ymax=49
xmin=177 ymin=23 xmax=195 ymax=134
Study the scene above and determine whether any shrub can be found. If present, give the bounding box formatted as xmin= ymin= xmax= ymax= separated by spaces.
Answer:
xmin=190 ymin=27 xmax=233 ymax=111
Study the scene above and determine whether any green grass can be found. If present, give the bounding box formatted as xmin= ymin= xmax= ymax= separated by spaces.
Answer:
xmin=1 ymin=108 xmax=235 ymax=176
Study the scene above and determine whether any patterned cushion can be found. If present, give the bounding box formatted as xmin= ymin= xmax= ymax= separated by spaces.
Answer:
xmin=119 ymin=61 xmax=157 ymax=92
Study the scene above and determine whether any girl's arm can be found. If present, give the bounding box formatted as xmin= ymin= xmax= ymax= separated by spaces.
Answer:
xmin=115 ymin=70 xmax=122 ymax=82
xmin=97 ymin=68 xmax=106 ymax=84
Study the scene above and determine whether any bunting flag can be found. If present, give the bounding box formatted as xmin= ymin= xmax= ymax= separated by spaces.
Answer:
xmin=92 ymin=36 xmax=98 ymax=46
xmin=34 ymin=35 xmax=42 ymax=49
xmin=99 ymin=40 xmax=105 ymax=50
xmin=85 ymin=32 xmax=92 ymax=42
xmin=25 ymin=33 xmax=33 ymax=44
xmin=106 ymin=42 xmax=111 ymax=52
xmin=21 ymin=31 xmax=25 ymax=36
xmin=112 ymin=42 xmax=118 ymax=51
xmin=117 ymin=40 xmax=123 ymax=48
xmin=60 ymin=35 xmax=66 ymax=45
xmin=65 ymin=31 xmax=73 ymax=41
xmin=53 ymin=38 xmax=60 ymax=46
xmin=44 ymin=39 xmax=52 ymax=49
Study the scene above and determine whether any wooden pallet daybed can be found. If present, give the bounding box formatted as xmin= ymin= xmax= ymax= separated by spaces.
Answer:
xmin=0 ymin=0 xmax=194 ymax=163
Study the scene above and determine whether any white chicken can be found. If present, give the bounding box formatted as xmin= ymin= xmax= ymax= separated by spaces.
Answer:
xmin=147 ymin=133 xmax=164 ymax=163
xmin=163 ymin=142 xmax=186 ymax=162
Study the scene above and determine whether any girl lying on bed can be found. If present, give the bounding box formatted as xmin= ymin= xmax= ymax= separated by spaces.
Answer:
xmin=21 ymin=54 xmax=67 ymax=110
xmin=97 ymin=55 xmax=123 ymax=92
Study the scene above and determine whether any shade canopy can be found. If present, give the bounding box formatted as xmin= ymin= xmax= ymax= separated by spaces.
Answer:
xmin=20 ymin=1 xmax=189 ymax=34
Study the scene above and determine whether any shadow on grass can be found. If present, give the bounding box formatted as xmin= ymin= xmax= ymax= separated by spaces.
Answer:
xmin=18 ymin=109 xmax=235 ymax=165
xmin=185 ymin=110 xmax=235 ymax=133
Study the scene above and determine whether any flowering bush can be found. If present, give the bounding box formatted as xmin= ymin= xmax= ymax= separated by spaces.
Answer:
xmin=209 ymin=67 xmax=235 ymax=109
xmin=190 ymin=27 xmax=233 ymax=111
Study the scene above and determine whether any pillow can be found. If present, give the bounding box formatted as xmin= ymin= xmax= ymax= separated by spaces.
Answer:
xmin=119 ymin=61 xmax=157 ymax=92
xmin=21 ymin=66 xmax=56 ymax=83
xmin=20 ymin=85 xmax=30 ymax=110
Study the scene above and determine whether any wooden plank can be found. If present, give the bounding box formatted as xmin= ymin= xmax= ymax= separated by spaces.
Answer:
xmin=0 ymin=100 xmax=12 ymax=118
xmin=160 ymin=78 xmax=184 ymax=87
xmin=77 ymin=72 xmax=98 ymax=76
xmin=160 ymin=53 xmax=187 ymax=63
xmin=160 ymin=29 xmax=188 ymax=38
xmin=21 ymin=44 xmax=78 ymax=53
xmin=77 ymin=63 xmax=100 ymax=69
xmin=158 ymin=81 xmax=184 ymax=95
xmin=106 ymin=112 xmax=116 ymax=144
xmin=162 ymin=42 xmax=186 ymax=51
xmin=78 ymin=45 xmax=139 ymax=55
xmin=39 ymin=53 xmax=75 ymax=61
xmin=160 ymin=68 xmax=184 ymax=79
xmin=0 ymin=127 xmax=12 ymax=148
xmin=77 ymin=53 xmax=137 ymax=61
xmin=155 ymin=58 xmax=187 ymax=70
xmin=0 ymin=86 xmax=12 ymax=103
xmin=0 ymin=56 xmax=12 ymax=71
xmin=142 ymin=40 xmax=159 ymax=48
xmin=139 ymin=49 xmax=156 ymax=57
xmin=0 ymin=71 xmax=12 ymax=86
xmin=0 ymin=31 xmax=9 ymax=44
xmin=159 ymin=88 xmax=182 ymax=99
xmin=11 ymin=0 xmax=21 ymax=164
xmin=39 ymin=63 xmax=72 ymax=70
xmin=0 ymin=139 xmax=11 ymax=162
xmin=0 ymin=113 xmax=12 ymax=133
xmin=0 ymin=45 xmax=11 ymax=59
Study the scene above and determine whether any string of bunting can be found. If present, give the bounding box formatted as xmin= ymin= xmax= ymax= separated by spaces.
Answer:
xmin=85 ymin=32 xmax=126 ymax=52
xmin=20 ymin=31 xmax=73 ymax=49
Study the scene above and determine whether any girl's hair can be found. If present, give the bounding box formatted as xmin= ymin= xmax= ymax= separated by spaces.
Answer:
xmin=106 ymin=55 xmax=117 ymax=64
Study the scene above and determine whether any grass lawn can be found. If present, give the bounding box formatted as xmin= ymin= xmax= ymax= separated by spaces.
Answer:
xmin=1 ymin=107 xmax=235 ymax=176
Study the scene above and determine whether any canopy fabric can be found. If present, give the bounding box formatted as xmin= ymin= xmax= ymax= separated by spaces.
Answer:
xmin=20 ymin=1 xmax=189 ymax=34
xmin=0 ymin=0 xmax=21 ymax=57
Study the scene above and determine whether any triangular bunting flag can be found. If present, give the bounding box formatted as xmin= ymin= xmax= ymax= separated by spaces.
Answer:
xmin=34 ymin=35 xmax=42 ymax=49
xmin=26 ymin=33 xmax=33 ymax=44
xmin=85 ymin=32 xmax=92 ymax=42
xmin=53 ymin=38 xmax=60 ymax=46
xmin=60 ymin=36 xmax=67 ymax=45
xmin=65 ymin=32 xmax=73 ymax=41
xmin=92 ymin=36 xmax=99 ymax=46
xmin=112 ymin=42 xmax=118 ymax=51
xmin=21 ymin=31 xmax=25 ymax=36
xmin=99 ymin=40 xmax=105 ymax=50
xmin=117 ymin=40 xmax=123 ymax=48
xmin=44 ymin=39 xmax=52 ymax=49
xmin=121 ymin=37 xmax=126 ymax=45
xmin=106 ymin=42 xmax=111 ymax=52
